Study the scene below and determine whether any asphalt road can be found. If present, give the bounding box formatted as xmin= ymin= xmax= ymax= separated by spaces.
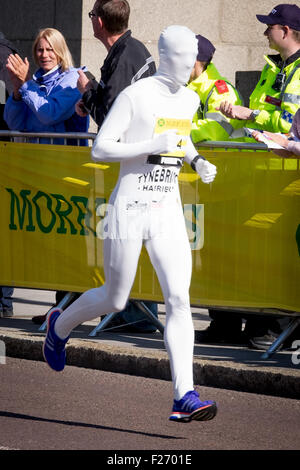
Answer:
xmin=0 ymin=358 xmax=299 ymax=453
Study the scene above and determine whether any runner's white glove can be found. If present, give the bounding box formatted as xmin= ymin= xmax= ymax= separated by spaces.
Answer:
xmin=149 ymin=130 xmax=182 ymax=155
xmin=192 ymin=156 xmax=217 ymax=183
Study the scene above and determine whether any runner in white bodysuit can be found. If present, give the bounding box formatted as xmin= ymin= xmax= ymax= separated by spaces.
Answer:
xmin=44 ymin=25 xmax=218 ymax=422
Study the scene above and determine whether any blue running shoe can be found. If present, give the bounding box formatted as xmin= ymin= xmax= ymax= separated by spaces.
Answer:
xmin=43 ymin=309 xmax=69 ymax=372
xmin=169 ymin=390 xmax=217 ymax=422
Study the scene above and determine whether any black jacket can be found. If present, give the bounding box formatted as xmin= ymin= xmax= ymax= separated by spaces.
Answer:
xmin=82 ymin=30 xmax=156 ymax=128
xmin=0 ymin=35 xmax=18 ymax=134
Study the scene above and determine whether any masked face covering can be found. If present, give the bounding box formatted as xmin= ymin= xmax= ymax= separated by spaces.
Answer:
xmin=156 ymin=25 xmax=198 ymax=92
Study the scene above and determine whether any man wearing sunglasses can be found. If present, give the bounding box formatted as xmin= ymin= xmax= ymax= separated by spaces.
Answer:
xmin=218 ymin=4 xmax=300 ymax=138
xmin=76 ymin=0 xmax=156 ymax=128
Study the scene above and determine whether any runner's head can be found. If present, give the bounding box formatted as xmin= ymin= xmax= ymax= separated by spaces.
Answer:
xmin=157 ymin=25 xmax=198 ymax=89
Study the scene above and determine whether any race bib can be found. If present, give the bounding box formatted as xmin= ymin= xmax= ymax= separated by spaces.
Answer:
xmin=154 ymin=118 xmax=191 ymax=157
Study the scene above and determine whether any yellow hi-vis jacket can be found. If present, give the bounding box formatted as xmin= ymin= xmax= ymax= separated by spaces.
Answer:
xmin=187 ymin=62 xmax=243 ymax=143
xmin=231 ymin=53 xmax=300 ymax=139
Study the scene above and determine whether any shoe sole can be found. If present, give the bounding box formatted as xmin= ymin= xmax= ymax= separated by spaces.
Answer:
xmin=191 ymin=402 xmax=217 ymax=421
xmin=169 ymin=402 xmax=217 ymax=423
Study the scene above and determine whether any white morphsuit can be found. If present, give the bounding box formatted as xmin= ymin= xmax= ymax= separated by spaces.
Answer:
xmin=54 ymin=25 xmax=217 ymax=400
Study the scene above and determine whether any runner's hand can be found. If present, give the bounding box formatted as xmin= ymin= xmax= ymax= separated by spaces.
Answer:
xmin=150 ymin=130 xmax=182 ymax=155
xmin=195 ymin=159 xmax=217 ymax=183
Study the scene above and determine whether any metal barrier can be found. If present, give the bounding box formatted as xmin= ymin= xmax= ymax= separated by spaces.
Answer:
xmin=0 ymin=130 xmax=165 ymax=335
xmin=0 ymin=130 xmax=276 ymax=148
xmin=196 ymin=140 xmax=272 ymax=151
xmin=198 ymin=140 xmax=300 ymax=358
xmin=0 ymin=130 xmax=97 ymax=145
xmin=0 ymin=130 xmax=299 ymax=358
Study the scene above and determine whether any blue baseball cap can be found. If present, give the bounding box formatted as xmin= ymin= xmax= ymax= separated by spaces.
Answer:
xmin=256 ymin=4 xmax=300 ymax=31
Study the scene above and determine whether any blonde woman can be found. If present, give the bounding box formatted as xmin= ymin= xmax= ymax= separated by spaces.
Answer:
xmin=4 ymin=28 xmax=88 ymax=143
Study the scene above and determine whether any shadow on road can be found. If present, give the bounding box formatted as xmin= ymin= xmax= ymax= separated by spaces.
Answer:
xmin=0 ymin=410 xmax=182 ymax=441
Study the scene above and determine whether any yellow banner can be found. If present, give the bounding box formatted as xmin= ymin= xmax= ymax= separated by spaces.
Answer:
xmin=0 ymin=142 xmax=299 ymax=311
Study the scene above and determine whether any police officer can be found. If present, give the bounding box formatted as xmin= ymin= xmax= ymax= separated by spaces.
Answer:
xmin=188 ymin=34 xmax=243 ymax=143
xmin=219 ymin=4 xmax=300 ymax=138
xmin=189 ymin=35 xmax=245 ymax=345
xmin=209 ymin=4 xmax=300 ymax=350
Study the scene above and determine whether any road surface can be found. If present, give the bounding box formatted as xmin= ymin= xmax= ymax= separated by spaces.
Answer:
xmin=0 ymin=358 xmax=299 ymax=452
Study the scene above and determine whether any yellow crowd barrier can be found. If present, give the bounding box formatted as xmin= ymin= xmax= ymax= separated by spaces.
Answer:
xmin=0 ymin=138 xmax=299 ymax=312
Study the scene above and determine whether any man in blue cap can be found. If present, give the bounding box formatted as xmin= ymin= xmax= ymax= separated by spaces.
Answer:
xmin=219 ymin=4 xmax=300 ymax=138
xmin=201 ymin=4 xmax=300 ymax=349
xmin=187 ymin=34 xmax=243 ymax=143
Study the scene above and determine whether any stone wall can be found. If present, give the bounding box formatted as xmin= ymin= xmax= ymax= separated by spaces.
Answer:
xmin=81 ymin=0 xmax=288 ymax=85
xmin=0 ymin=0 xmax=83 ymax=73
xmin=1 ymin=0 xmax=292 ymax=81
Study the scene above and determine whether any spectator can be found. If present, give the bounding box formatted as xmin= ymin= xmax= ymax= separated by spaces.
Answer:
xmin=0 ymin=31 xmax=18 ymax=137
xmin=188 ymin=34 xmax=243 ymax=143
xmin=0 ymin=32 xmax=18 ymax=317
xmin=4 ymin=27 xmax=89 ymax=144
xmin=198 ymin=4 xmax=300 ymax=349
xmin=230 ymin=3 xmax=300 ymax=350
xmin=0 ymin=287 xmax=14 ymax=318
xmin=3 ymin=28 xmax=89 ymax=323
xmin=187 ymin=34 xmax=245 ymax=344
xmin=219 ymin=3 xmax=300 ymax=139
xmin=76 ymin=0 xmax=159 ymax=333
xmin=75 ymin=0 xmax=156 ymax=128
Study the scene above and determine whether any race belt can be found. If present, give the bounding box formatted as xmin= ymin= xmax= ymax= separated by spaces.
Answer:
xmin=147 ymin=155 xmax=184 ymax=167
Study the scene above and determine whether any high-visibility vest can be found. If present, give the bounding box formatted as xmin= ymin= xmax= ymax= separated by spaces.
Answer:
xmin=249 ymin=55 xmax=300 ymax=133
xmin=187 ymin=62 xmax=243 ymax=142
xmin=231 ymin=54 xmax=300 ymax=140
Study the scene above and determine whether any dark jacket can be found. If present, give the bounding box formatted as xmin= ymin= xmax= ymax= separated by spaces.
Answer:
xmin=0 ymin=34 xmax=18 ymax=134
xmin=82 ymin=30 xmax=156 ymax=128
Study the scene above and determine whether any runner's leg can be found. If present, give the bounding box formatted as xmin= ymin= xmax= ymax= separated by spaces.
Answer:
xmin=54 ymin=236 xmax=143 ymax=339
xmin=145 ymin=228 xmax=194 ymax=400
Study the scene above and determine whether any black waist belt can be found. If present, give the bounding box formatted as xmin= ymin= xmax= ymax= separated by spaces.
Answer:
xmin=147 ymin=155 xmax=184 ymax=167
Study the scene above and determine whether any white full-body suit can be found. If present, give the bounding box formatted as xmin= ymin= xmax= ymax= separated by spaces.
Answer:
xmin=54 ymin=26 xmax=216 ymax=400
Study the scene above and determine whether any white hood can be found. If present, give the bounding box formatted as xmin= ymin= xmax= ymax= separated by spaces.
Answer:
xmin=156 ymin=25 xmax=198 ymax=91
